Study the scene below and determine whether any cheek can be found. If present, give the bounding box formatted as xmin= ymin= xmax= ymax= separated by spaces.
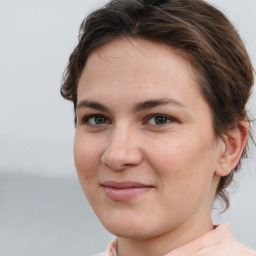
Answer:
xmin=145 ymin=135 xmax=193 ymax=174
xmin=146 ymin=133 xmax=217 ymax=191
xmin=73 ymin=133 xmax=104 ymax=207
xmin=73 ymin=132 xmax=100 ymax=180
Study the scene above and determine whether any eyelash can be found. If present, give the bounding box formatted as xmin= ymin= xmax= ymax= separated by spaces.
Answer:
xmin=80 ymin=113 xmax=176 ymax=127
xmin=81 ymin=114 xmax=110 ymax=126
xmin=144 ymin=114 xmax=175 ymax=126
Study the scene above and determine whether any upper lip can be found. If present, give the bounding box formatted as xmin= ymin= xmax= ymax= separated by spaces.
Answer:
xmin=101 ymin=180 xmax=153 ymax=189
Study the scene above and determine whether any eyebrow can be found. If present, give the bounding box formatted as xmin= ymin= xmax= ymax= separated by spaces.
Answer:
xmin=76 ymin=100 xmax=109 ymax=111
xmin=76 ymin=98 xmax=187 ymax=112
xmin=134 ymin=98 xmax=187 ymax=112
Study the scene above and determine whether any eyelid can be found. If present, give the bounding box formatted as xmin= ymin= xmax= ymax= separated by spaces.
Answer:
xmin=79 ymin=113 xmax=177 ymax=127
xmin=80 ymin=114 xmax=110 ymax=126
xmin=143 ymin=113 xmax=176 ymax=125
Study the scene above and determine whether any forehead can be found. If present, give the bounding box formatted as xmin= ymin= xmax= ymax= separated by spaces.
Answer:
xmin=85 ymin=38 xmax=194 ymax=76
xmin=77 ymin=38 xmax=210 ymax=114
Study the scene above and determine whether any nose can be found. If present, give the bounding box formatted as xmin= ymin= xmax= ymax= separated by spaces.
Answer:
xmin=101 ymin=124 xmax=143 ymax=171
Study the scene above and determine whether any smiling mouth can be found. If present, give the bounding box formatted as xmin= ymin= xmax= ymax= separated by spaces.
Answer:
xmin=101 ymin=181 xmax=154 ymax=201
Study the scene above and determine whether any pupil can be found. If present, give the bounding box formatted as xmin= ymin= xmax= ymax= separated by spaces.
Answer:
xmin=95 ymin=116 xmax=105 ymax=124
xmin=155 ymin=116 xmax=167 ymax=125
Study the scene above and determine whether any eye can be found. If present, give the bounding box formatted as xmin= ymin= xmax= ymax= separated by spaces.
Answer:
xmin=81 ymin=114 xmax=110 ymax=126
xmin=145 ymin=114 xmax=175 ymax=125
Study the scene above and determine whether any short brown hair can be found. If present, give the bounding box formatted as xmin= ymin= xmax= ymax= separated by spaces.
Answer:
xmin=61 ymin=0 xmax=254 ymax=209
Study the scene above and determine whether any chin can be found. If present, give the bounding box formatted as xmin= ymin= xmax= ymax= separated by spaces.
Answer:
xmin=106 ymin=225 xmax=151 ymax=239
xmin=99 ymin=211 xmax=151 ymax=238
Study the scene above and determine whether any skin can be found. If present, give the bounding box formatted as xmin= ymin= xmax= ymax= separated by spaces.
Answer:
xmin=74 ymin=38 xmax=248 ymax=256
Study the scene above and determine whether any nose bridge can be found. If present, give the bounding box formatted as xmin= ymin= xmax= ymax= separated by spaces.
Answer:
xmin=101 ymin=122 xmax=142 ymax=170
xmin=112 ymin=122 xmax=133 ymax=148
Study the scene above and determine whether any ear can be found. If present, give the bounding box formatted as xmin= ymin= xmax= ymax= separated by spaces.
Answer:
xmin=215 ymin=120 xmax=249 ymax=177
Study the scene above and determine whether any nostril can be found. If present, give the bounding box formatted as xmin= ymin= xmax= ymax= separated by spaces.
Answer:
xmin=100 ymin=146 xmax=143 ymax=171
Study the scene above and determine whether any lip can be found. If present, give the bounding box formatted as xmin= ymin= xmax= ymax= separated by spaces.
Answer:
xmin=101 ymin=181 xmax=154 ymax=201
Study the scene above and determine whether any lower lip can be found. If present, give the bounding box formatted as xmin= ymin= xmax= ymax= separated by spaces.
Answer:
xmin=103 ymin=186 xmax=152 ymax=201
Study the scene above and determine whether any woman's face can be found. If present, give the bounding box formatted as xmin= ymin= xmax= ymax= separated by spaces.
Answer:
xmin=74 ymin=38 xmax=223 ymax=239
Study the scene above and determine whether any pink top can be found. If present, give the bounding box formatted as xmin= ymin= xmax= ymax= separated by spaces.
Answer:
xmin=95 ymin=224 xmax=256 ymax=256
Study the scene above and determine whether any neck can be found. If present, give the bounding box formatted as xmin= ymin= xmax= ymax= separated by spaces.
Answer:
xmin=117 ymin=215 xmax=214 ymax=256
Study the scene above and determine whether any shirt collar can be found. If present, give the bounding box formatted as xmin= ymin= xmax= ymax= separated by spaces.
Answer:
xmin=101 ymin=224 xmax=234 ymax=256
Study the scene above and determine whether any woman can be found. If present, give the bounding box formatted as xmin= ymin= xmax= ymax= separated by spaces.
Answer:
xmin=61 ymin=0 xmax=255 ymax=255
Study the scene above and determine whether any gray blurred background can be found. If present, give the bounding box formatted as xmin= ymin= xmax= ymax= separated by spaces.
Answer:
xmin=0 ymin=0 xmax=255 ymax=255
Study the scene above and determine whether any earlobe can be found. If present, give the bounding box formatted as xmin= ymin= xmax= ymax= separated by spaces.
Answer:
xmin=215 ymin=120 xmax=249 ymax=177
